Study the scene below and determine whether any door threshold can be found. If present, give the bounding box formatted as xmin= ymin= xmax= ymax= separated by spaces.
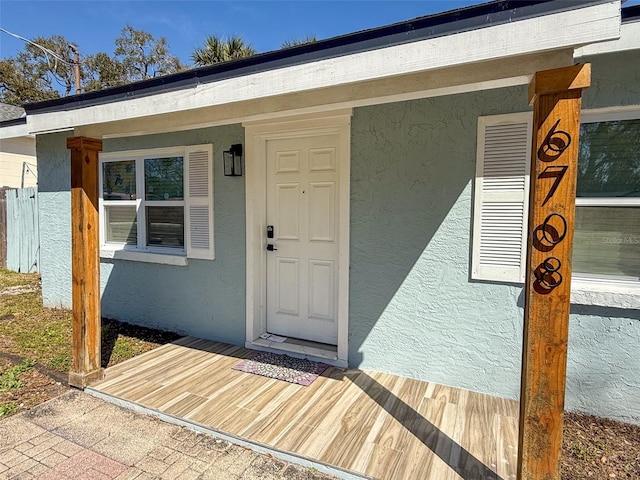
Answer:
xmin=246 ymin=337 xmax=347 ymax=368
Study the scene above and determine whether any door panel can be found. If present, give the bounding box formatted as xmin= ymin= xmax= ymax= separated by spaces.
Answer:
xmin=309 ymin=147 xmax=336 ymax=172
xmin=308 ymin=260 xmax=335 ymax=320
xmin=308 ymin=182 xmax=335 ymax=242
xmin=275 ymin=258 xmax=300 ymax=315
xmin=276 ymin=184 xmax=300 ymax=240
xmin=266 ymin=134 xmax=340 ymax=345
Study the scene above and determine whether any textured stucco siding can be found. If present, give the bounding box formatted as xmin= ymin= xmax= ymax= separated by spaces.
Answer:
xmin=567 ymin=308 xmax=640 ymax=424
xmin=38 ymin=126 xmax=246 ymax=344
xmin=38 ymin=131 xmax=73 ymax=308
xmin=349 ymin=88 xmax=529 ymax=399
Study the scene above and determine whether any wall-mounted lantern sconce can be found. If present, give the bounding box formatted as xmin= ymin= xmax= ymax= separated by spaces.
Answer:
xmin=223 ymin=144 xmax=243 ymax=176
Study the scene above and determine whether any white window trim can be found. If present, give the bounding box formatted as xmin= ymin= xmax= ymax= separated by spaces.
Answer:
xmin=571 ymin=277 xmax=640 ymax=310
xmin=474 ymin=106 xmax=640 ymax=309
xmin=99 ymin=145 xmax=215 ymax=264
xmin=99 ymin=249 xmax=188 ymax=266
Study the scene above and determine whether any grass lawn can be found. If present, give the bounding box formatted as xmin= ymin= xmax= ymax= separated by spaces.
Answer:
xmin=0 ymin=268 xmax=180 ymax=418
xmin=0 ymin=269 xmax=180 ymax=372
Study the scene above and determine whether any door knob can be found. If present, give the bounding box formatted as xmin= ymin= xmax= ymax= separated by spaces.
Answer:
xmin=267 ymin=244 xmax=278 ymax=251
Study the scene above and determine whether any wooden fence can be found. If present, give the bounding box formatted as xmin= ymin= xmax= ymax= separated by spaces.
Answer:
xmin=0 ymin=189 xmax=6 ymax=268
xmin=5 ymin=187 xmax=39 ymax=273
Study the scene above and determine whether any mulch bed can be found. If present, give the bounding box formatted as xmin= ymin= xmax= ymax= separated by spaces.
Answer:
xmin=561 ymin=411 xmax=640 ymax=479
xmin=0 ymin=356 xmax=68 ymax=417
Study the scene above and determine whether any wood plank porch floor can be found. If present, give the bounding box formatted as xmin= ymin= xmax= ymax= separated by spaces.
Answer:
xmin=90 ymin=337 xmax=519 ymax=480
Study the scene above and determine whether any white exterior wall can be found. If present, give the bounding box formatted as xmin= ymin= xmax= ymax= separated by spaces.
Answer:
xmin=0 ymin=137 xmax=37 ymax=188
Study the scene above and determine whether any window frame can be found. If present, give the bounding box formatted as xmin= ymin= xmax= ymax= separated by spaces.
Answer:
xmin=573 ymin=107 xmax=640 ymax=285
xmin=99 ymin=146 xmax=187 ymax=256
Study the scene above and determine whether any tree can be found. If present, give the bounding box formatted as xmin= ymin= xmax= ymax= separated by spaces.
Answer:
xmin=30 ymin=36 xmax=78 ymax=97
xmin=191 ymin=35 xmax=256 ymax=66
xmin=83 ymin=52 xmax=127 ymax=92
xmin=0 ymin=35 xmax=77 ymax=105
xmin=281 ymin=36 xmax=317 ymax=49
xmin=114 ymin=25 xmax=184 ymax=81
xmin=0 ymin=26 xmax=184 ymax=105
xmin=0 ymin=57 xmax=57 ymax=105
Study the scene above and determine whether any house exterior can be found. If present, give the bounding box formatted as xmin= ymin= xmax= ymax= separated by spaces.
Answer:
xmin=0 ymin=104 xmax=37 ymax=189
xmin=25 ymin=0 xmax=639 ymax=425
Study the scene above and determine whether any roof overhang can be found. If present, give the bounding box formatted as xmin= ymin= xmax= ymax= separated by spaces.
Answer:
xmin=0 ymin=118 xmax=33 ymax=140
xmin=575 ymin=8 xmax=640 ymax=57
xmin=25 ymin=0 xmax=622 ymax=136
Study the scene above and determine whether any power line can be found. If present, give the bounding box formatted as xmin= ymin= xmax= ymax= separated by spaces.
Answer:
xmin=0 ymin=26 xmax=77 ymax=67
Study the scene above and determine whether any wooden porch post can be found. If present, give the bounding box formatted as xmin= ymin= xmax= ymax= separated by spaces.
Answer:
xmin=67 ymin=136 xmax=104 ymax=388
xmin=517 ymin=64 xmax=590 ymax=479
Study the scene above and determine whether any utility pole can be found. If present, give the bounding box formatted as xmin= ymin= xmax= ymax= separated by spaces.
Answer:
xmin=69 ymin=44 xmax=81 ymax=94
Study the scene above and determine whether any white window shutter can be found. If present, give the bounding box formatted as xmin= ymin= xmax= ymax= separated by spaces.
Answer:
xmin=472 ymin=113 xmax=533 ymax=283
xmin=185 ymin=144 xmax=214 ymax=260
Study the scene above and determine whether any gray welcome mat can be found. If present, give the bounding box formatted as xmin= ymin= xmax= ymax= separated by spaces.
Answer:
xmin=232 ymin=352 xmax=329 ymax=386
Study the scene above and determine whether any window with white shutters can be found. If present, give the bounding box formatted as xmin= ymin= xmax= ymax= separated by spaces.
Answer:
xmin=99 ymin=144 xmax=214 ymax=260
xmin=472 ymin=113 xmax=532 ymax=283
xmin=473 ymin=110 xmax=640 ymax=292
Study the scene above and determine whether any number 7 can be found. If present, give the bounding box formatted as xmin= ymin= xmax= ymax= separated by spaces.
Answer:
xmin=538 ymin=165 xmax=568 ymax=206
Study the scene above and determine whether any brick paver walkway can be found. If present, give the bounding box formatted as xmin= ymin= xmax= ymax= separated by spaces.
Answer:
xmin=0 ymin=391 xmax=336 ymax=480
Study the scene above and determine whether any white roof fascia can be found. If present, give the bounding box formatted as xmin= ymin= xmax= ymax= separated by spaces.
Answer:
xmin=575 ymin=19 xmax=640 ymax=57
xmin=27 ymin=1 xmax=621 ymax=135
xmin=0 ymin=122 xmax=33 ymax=140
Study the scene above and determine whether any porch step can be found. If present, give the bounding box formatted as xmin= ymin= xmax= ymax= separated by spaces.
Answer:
xmin=85 ymin=387 xmax=370 ymax=480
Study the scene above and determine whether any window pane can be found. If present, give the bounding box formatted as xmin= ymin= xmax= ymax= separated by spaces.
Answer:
xmin=103 ymin=161 xmax=136 ymax=200
xmin=146 ymin=206 xmax=184 ymax=248
xmin=145 ymin=157 xmax=184 ymax=201
xmin=578 ymin=119 xmax=640 ymax=197
xmin=105 ymin=206 xmax=137 ymax=244
xmin=573 ymin=207 xmax=640 ymax=279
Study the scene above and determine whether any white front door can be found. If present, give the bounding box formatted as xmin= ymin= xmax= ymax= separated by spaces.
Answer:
xmin=265 ymin=134 xmax=340 ymax=345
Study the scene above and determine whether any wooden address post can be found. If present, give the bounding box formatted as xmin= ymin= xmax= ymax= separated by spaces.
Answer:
xmin=517 ymin=64 xmax=591 ymax=480
xmin=67 ymin=137 xmax=104 ymax=388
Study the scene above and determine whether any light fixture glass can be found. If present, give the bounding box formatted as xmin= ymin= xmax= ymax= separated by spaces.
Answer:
xmin=223 ymin=144 xmax=243 ymax=176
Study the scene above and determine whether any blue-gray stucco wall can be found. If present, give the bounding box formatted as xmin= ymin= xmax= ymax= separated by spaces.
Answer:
xmin=38 ymin=131 xmax=73 ymax=308
xmin=37 ymin=50 xmax=640 ymax=424
xmin=38 ymin=126 xmax=246 ymax=344
xmin=349 ymin=88 xmax=528 ymax=398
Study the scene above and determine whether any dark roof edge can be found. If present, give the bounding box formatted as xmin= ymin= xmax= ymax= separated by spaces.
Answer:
xmin=24 ymin=0 xmax=614 ymax=116
xmin=622 ymin=4 xmax=640 ymax=22
xmin=0 ymin=117 xmax=27 ymax=128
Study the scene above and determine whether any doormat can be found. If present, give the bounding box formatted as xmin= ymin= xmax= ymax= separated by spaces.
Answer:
xmin=232 ymin=352 xmax=329 ymax=386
